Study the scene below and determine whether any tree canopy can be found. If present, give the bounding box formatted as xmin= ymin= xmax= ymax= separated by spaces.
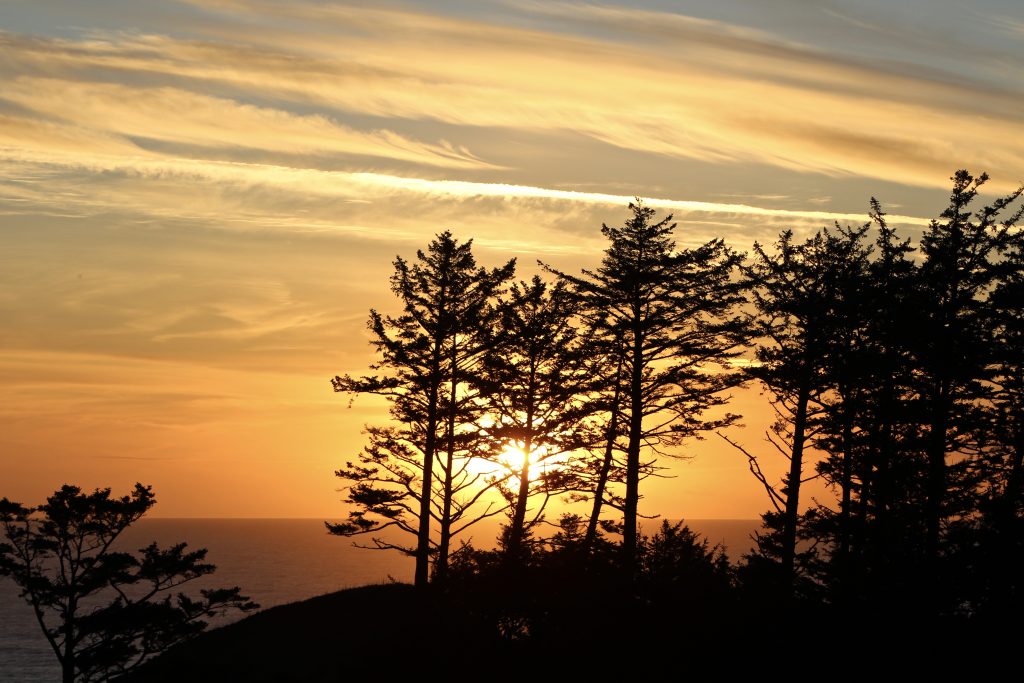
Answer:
xmin=326 ymin=172 xmax=1024 ymax=633
xmin=0 ymin=484 xmax=256 ymax=683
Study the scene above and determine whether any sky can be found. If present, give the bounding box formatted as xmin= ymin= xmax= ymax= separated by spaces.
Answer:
xmin=1 ymin=0 xmax=1022 ymax=519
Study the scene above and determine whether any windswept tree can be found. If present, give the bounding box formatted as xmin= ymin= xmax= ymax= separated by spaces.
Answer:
xmin=975 ymin=216 xmax=1024 ymax=612
xmin=913 ymin=171 xmax=1023 ymax=570
xmin=575 ymin=324 xmax=630 ymax=547
xmin=553 ymin=201 xmax=747 ymax=575
xmin=478 ymin=276 xmax=595 ymax=560
xmin=726 ymin=224 xmax=872 ymax=594
xmin=814 ymin=207 xmax=923 ymax=605
xmin=330 ymin=232 xmax=515 ymax=587
xmin=0 ymin=484 xmax=256 ymax=683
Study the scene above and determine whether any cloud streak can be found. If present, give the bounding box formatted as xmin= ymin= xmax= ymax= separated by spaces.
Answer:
xmin=2 ymin=0 xmax=1019 ymax=517
xmin=3 ymin=1 xmax=1021 ymax=195
xmin=0 ymin=75 xmax=496 ymax=170
xmin=0 ymin=151 xmax=930 ymax=245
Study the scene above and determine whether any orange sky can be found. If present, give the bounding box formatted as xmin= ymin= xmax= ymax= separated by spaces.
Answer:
xmin=1 ymin=0 xmax=1022 ymax=520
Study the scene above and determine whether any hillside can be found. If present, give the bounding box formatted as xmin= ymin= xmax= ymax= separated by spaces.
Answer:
xmin=121 ymin=584 xmax=510 ymax=681
xmin=121 ymin=577 xmax=1014 ymax=681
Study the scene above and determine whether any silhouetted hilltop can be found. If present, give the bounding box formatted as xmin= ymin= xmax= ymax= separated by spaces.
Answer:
xmin=118 ymin=579 xmax=1012 ymax=681
xmin=120 ymin=584 xmax=496 ymax=681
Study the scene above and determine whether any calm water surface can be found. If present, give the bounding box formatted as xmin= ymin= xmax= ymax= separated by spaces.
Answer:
xmin=0 ymin=518 xmax=757 ymax=681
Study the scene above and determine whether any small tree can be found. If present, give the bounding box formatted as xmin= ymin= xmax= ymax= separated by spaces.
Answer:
xmin=0 ymin=484 xmax=257 ymax=683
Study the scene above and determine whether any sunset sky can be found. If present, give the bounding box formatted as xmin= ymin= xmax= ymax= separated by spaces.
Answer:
xmin=2 ymin=0 xmax=1022 ymax=520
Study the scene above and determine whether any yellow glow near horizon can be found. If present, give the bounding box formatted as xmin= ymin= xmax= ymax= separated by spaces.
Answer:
xmin=2 ymin=0 xmax=1015 ymax=520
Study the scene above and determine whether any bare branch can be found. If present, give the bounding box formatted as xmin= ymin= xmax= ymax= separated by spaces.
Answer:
xmin=717 ymin=431 xmax=785 ymax=513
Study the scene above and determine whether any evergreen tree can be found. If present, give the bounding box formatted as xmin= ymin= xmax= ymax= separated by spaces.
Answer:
xmin=577 ymin=325 xmax=629 ymax=547
xmin=815 ymin=206 xmax=923 ymax=606
xmin=729 ymin=225 xmax=871 ymax=595
xmin=330 ymin=232 xmax=515 ymax=587
xmin=554 ymin=201 xmax=747 ymax=575
xmin=961 ymin=184 xmax=1024 ymax=615
xmin=913 ymin=171 xmax=1021 ymax=576
xmin=478 ymin=276 xmax=594 ymax=560
xmin=0 ymin=484 xmax=256 ymax=683
xmin=987 ymin=220 xmax=1024 ymax=532
xmin=762 ymin=173 xmax=1024 ymax=614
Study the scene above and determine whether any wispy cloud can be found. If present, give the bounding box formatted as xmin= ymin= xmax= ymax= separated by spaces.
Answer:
xmin=0 ymin=76 xmax=496 ymax=170
xmin=3 ymin=0 xmax=1020 ymax=194
xmin=4 ymin=0 xmax=1018 ymax=517
xmin=0 ymin=152 xmax=930 ymax=242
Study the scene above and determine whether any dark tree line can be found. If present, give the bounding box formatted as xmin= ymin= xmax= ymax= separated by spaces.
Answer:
xmin=330 ymin=170 xmax=1024 ymax=626
xmin=734 ymin=171 xmax=1024 ymax=619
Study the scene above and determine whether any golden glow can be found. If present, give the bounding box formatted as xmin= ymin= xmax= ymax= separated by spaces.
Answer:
xmin=499 ymin=444 xmax=532 ymax=474
xmin=464 ymin=444 xmax=536 ymax=479
xmin=3 ymin=4 xmax=1020 ymax=192
xmin=0 ymin=0 xmax=1012 ymax=519
xmin=464 ymin=442 xmax=565 ymax=482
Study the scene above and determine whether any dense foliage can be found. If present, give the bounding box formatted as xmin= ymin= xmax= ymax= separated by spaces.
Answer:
xmin=332 ymin=171 xmax=1023 ymax=631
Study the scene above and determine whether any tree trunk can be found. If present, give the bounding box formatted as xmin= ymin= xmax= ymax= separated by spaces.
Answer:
xmin=411 ymin=368 xmax=440 ymax=589
xmin=873 ymin=386 xmax=894 ymax=562
xmin=925 ymin=382 xmax=948 ymax=566
xmin=435 ymin=475 xmax=452 ymax=584
xmin=838 ymin=396 xmax=854 ymax=600
xmin=586 ymin=349 xmax=625 ymax=546
xmin=506 ymin=435 xmax=533 ymax=559
xmin=506 ymin=360 xmax=538 ymax=558
xmin=434 ymin=347 xmax=460 ymax=585
xmin=62 ymin=596 xmax=75 ymax=683
xmin=585 ymin=419 xmax=618 ymax=546
xmin=839 ymin=397 xmax=853 ymax=558
xmin=781 ymin=383 xmax=811 ymax=593
xmin=622 ymin=323 xmax=644 ymax=578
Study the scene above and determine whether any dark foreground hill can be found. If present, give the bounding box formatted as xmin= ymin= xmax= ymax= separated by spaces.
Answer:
xmin=120 ymin=584 xmax=505 ymax=681
xmin=121 ymin=581 xmax=1013 ymax=681
xmin=121 ymin=580 xmax=755 ymax=680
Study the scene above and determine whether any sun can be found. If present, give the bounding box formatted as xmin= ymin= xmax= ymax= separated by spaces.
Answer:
xmin=464 ymin=442 xmax=559 ymax=481
xmin=498 ymin=444 xmax=530 ymax=472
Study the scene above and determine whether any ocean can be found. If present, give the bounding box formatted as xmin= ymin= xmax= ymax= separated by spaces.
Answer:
xmin=0 ymin=518 xmax=758 ymax=681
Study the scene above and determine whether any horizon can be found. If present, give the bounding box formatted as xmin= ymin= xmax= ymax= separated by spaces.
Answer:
xmin=139 ymin=515 xmax=761 ymax=521
xmin=2 ymin=0 xmax=1023 ymax=521
xmin=3 ymin=5 xmax=1024 ymax=680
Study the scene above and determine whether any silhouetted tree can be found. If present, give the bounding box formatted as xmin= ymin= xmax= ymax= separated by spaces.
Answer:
xmin=813 ymin=205 xmax=923 ymax=606
xmin=756 ymin=172 xmax=1024 ymax=615
xmin=478 ymin=276 xmax=594 ymax=560
xmin=330 ymin=232 xmax=515 ymax=586
xmin=539 ymin=309 xmax=635 ymax=548
xmin=578 ymin=326 xmax=629 ymax=547
xmin=446 ymin=516 xmax=734 ymax=653
xmin=727 ymin=224 xmax=871 ymax=595
xmin=554 ymin=200 xmax=747 ymax=576
xmin=988 ymin=222 xmax=1024 ymax=519
xmin=913 ymin=171 xmax=1021 ymax=582
xmin=637 ymin=520 xmax=733 ymax=609
xmin=0 ymin=484 xmax=256 ymax=683
xmin=955 ymin=183 xmax=1024 ymax=615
